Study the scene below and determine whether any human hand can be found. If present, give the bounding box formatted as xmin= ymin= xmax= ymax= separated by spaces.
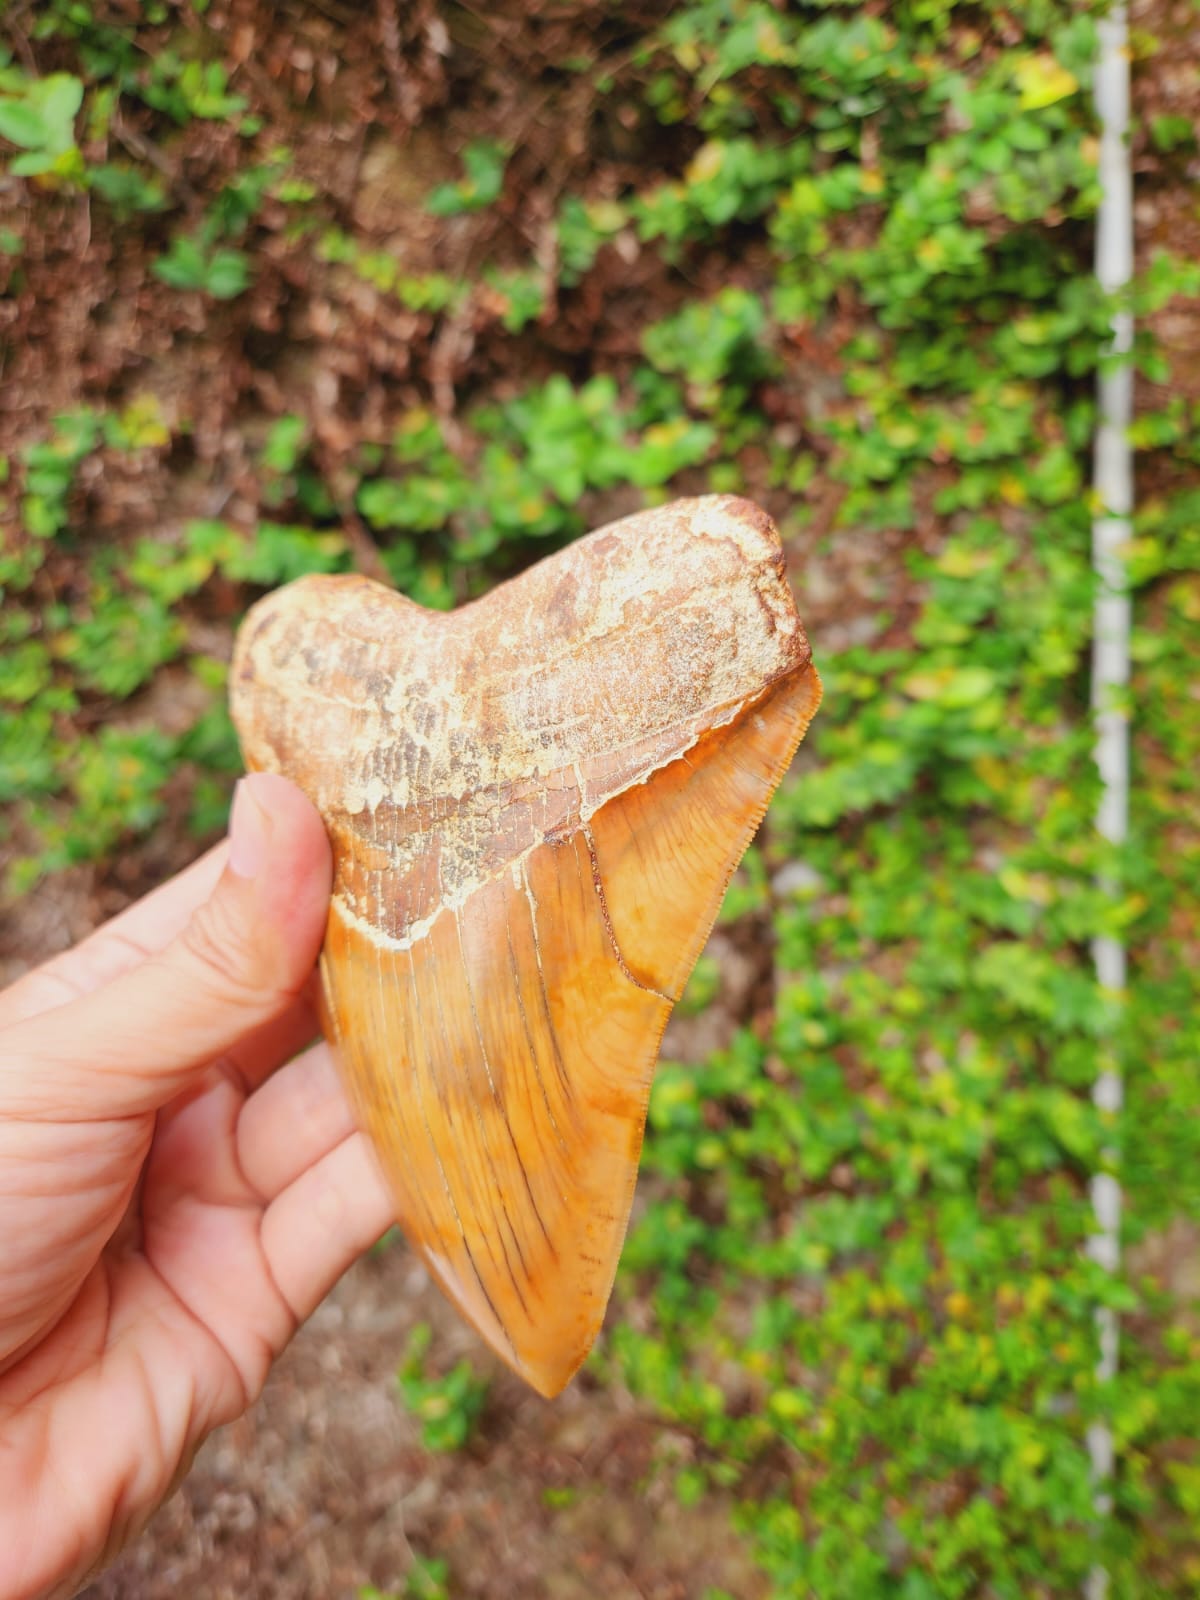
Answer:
xmin=0 ymin=774 xmax=394 ymax=1600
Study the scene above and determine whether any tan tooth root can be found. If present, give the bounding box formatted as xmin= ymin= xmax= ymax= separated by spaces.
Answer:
xmin=230 ymin=494 xmax=821 ymax=1396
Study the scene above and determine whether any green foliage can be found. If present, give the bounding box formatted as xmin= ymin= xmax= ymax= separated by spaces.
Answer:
xmin=355 ymin=379 xmax=714 ymax=582
xmin=396 ymin=1324 xmax=489 ymax=1454
xmin=16 ymin=409 xmax=101 ymax=544
xmin=643 ymin=287 xmax=772 ymax=417
xmin=153 ymin=236 xmax=251 ymax=299
xmin=482 ymin=266 xmax=546 ymax=332
xmin=8 ymin=726 xmax=179 ymax=893
xmin=54 ymin=590 xmax=184 ymax=698
xmin=317 ymin=228 xmax=465 ymax=312
xmin=1150 ymin=114 xmax=1196 ymax=156
xmin=676 ymin=952 xmax=722 ymax=1018
xmin=426 ymin=138 xmax=508 ymax=215
xmin=635 ymin=137 xmax=808 ymax=242
xmin=144 ymin=56 xmax=246 ymax=122
xmin=556 ymin=195 xmax=627 ymax=283
xmin=0 ymin=65 xmax=84 ymax=180
xmin=152 ymin=156 xmax=295 ymax=298
xmin=88 ymin=160 xmax=167 ymax=213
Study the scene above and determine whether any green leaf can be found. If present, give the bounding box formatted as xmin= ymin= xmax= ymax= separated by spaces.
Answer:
xmin=0 ymin=74 xmax=82 ymax=154
xmin=1013 ymin=53 xmax=1079 ymax=112
xmin=261 ymin=414 xmax=308 ymax=474
xmin=0 ymin=99 xmax=49 ymax=150
xmin=35 ymin=73 xmax=84 ymax=138
xmin=88 ymin=163 xmax=168 ymax=213
xmin=204 ymin=248 xmax=251 ymax=299
xmin=153 ymin=236 xmax=207 ymax=289
xmin=426 ymin=139 xmax=508 ymax=215
xmin=222 ymin=523 xmax=349 ymax=586
xmin=900 ymin=665 xmax=998 ymax=708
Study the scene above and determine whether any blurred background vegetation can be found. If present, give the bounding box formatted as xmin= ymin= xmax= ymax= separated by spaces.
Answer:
xmin=2 ymin=0 xmax=1199 ymax=1596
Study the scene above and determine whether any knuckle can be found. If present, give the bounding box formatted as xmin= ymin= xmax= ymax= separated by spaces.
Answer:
xmin=176 ymin=893 xmax=273 ymax=1010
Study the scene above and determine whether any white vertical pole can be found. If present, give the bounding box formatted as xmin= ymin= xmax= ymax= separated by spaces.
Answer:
xmin=1086 ymin=9 xmax=1132 ymax=1598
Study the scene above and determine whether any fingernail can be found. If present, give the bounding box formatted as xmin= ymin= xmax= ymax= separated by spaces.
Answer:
xmin=228 ymin=776 xmax=273 ymax=879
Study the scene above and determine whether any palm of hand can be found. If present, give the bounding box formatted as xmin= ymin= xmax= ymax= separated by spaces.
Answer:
xmin=0 ymin=778 xmax=393 ymax=1600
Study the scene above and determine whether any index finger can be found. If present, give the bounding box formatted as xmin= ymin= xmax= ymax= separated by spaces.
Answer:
xmin=0 ymin=842 xmax=229 ymax=1030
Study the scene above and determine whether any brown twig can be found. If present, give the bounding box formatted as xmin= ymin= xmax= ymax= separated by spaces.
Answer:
xmin=376 ymin=0 xmax=419 ymax=126
xmin=110 ymin=112 xmax=198 ymax=208
xmin=340 ymin=504 xmax=393 ymax=586
xmin=310 ymin=435 xmax=391 ymax=585
xmin=1 ymin=3 xmax=38 ymax=76
xmin=428 ymin=304 xmax=475 ymax=455
xmin=289 ymin=0 xmax=361 ymax=25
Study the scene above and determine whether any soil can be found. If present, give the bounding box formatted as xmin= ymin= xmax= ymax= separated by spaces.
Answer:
xmin=85 ymin=1242 xmax=767 ymax=1600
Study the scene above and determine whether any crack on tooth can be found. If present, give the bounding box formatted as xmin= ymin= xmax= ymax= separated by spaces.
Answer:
xmin=579 ymin=820 xmax=674 ymax=1004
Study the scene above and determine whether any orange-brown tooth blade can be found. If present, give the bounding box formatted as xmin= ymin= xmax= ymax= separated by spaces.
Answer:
xmin=319 ymin=830 xmax=672 ymax=1397
xmin=585 ymin=670 xmax=823 ymax=1004
xmin=229 ymin=494 xmax=821 ymax=1395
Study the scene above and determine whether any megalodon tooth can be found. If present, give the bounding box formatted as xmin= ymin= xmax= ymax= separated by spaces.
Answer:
xmin=229 ymin=494 xmax=822 ymax=1396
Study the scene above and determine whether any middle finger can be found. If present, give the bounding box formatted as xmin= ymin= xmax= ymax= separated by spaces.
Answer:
xmin=235 ymin=1037 xmax=357 ymax=1199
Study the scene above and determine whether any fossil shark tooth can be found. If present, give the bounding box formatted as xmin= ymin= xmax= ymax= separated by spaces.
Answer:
xmin=230 ymin=494 xmax=821 ymax=1397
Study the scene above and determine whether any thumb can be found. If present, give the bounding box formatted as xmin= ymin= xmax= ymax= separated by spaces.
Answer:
xmin=3 ymin=773 xmax=332 ymax=1121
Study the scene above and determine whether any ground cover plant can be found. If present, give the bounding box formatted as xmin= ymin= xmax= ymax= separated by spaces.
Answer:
xmin=2 ymin=0 xmax=1199 ymax=1595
